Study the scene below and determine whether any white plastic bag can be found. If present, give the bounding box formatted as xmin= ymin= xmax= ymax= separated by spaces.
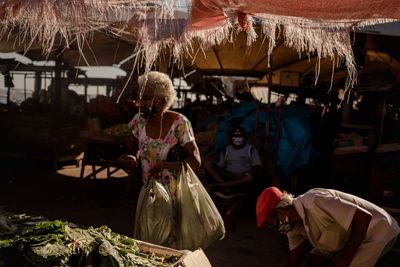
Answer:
xmin=134 ymin=179 xmax=174 ymax=246
xmin=176 ymin=162 xmax=225 ymax=250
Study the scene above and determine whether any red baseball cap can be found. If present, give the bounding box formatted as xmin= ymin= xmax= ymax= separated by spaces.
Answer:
xmin=256 ymin=187 xmax=283 ymax=228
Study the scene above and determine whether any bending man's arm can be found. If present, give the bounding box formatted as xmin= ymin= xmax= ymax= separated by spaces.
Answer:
xmin=288 ymin=241 xmax=305 ymax=267
xmin=335 ymin=208 xmax=372 ymax=267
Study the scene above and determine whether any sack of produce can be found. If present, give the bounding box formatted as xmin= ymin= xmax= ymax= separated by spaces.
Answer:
xmin=175 ymin=162 xmax=225 ymax=250
xmin=134 ymin=178 xmax=174 ymax=246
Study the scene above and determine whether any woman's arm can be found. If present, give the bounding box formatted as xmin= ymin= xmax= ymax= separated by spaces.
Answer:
xmin=149 ymin=141 xmax=201 ymax=177
xmin=119 ymin=135 xmax=139 ymax=168
xmin=183 ymin=141 xmax=201 ymax=169
xmin=164 ymin=141 xmax=201 ymax=170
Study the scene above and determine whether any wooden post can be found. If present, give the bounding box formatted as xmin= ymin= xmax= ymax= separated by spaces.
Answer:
xmin=52 ymin=54 xmax=63 ymax=113
xmin=341 ymin=89 xmax=353 ymax=123
xmin=4 ymin=71 xmax=14 ymax=110
xmin=34 ymin=71 xmax=42 ymax=95
xmin=6 ymin=85 xmax=10 ymax=110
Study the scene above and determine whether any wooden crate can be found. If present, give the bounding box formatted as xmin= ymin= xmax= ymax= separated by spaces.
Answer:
xmin=137 ymin=241 xmax=212 ymax=267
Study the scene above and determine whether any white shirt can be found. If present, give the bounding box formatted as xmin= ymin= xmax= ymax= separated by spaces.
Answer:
xmin=218 ymin=144 xmax=261 ymax=174
xmin=288 ymin=188 xmax=400 ymax=267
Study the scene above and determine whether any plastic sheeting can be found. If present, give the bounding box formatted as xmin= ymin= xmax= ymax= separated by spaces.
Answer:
xmin=214 ymin=101 xmax=319 ymax=177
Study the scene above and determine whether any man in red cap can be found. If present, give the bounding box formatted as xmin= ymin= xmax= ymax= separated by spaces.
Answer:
xmin=256 ymin=187 xmax=400 ymax=267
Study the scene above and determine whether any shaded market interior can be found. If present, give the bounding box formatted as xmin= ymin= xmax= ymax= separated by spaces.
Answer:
xmin=1 ymin=28 xmax=400 ymax=198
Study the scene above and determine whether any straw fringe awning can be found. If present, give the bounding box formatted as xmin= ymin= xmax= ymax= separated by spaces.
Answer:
xmin=0 ymin=0 xmax=399 ymax=88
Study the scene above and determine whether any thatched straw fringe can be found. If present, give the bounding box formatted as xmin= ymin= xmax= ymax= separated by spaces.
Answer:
xmin=282 ymin=24 xmax=357 ymax=89
xmin=179 ymin=18 xmax=357 ymax=88
xmin=0 ymin=0 xmax=398 ymax=89
xmin=1 ymin=0 xmax=103 ymax=54
xmin=125 ymin=9 xmax=395 ymax=89
xmin=0 ymin=0 xmax=178 ymax=54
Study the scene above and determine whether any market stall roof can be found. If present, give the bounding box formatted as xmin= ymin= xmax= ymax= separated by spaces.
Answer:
xmin=185 ymin=29 xmax=345 ymax=93
xmin=10 ymin=31 xmax=139 ymax=69
xmin=0 ymin=0 xmax=399 ymax=89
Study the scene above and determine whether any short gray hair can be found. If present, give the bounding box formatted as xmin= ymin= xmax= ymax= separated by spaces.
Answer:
xmin=138 ymin=71 xmax=176 ymax=112
xmin=276 ymin=191 xmax=294 ymax=208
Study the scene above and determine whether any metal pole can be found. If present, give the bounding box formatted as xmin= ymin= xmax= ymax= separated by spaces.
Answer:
xmin=24 ymin=73 xmax=27 ymax=100
xmin=378 ymin=92 xmax=388 ymax=146
xmin=6 ymin=86 xmax=10 ymax=110
xmin=267 ymin=56 xmax=273 ymax=104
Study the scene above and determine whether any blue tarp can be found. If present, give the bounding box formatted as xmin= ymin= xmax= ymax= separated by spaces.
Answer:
xmin=214 ymin=101 xmax=319 ymax=177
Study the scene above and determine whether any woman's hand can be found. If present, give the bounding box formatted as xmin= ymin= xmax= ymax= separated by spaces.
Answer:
xmin=149 ymin=161 xmax=165 ymax=179
xmin=118 ymin=154 xmax=138 ymax=169
xmin=149 ymin=161 xmax=185 ymax=179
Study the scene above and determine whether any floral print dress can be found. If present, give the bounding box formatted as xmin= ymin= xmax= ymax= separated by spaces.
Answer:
xmin=128 ymin=112 xmax=195 ymax=246
xmin=129 ymin=112 xmax=195 ymax=189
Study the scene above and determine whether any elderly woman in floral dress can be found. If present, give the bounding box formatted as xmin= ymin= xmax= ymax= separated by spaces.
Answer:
xmin=121 ymin=71 xmax=201 ymax=248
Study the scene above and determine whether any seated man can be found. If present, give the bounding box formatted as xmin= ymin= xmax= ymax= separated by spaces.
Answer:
xmin=205 ymin=126 xmax=262 ymax=197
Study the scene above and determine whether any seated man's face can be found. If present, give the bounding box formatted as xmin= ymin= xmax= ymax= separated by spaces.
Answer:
xmin=232 ymin=136 xmax=245 ymax=148
xmin=231 ymin=128 xmax=245 ymax=148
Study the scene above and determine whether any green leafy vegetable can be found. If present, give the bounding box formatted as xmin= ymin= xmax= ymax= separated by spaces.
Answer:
xmin=0 ymin=215 xmax=182 ymax=267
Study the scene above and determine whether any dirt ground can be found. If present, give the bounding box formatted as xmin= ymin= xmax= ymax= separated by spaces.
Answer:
xmin=0 ymin=158 xmax=399 ymax=267
xmin=0 ymin=158 xmax=290 ymax=267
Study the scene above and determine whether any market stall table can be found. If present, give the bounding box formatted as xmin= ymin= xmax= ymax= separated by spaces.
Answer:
xmin=370 ymin=143 xmax=400 ymax=205
xmin=79 ymin=130 xmax=135 ymax=190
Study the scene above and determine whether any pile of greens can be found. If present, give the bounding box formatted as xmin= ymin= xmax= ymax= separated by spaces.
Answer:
xmin=0 ymin=214 xmax=181 ymax=267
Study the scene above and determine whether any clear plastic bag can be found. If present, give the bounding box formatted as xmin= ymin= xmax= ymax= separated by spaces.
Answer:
xmin=134 ymin=178 xmax=174 ymax=246
xmin=176 ymin=162 xmax=226 ymax=250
